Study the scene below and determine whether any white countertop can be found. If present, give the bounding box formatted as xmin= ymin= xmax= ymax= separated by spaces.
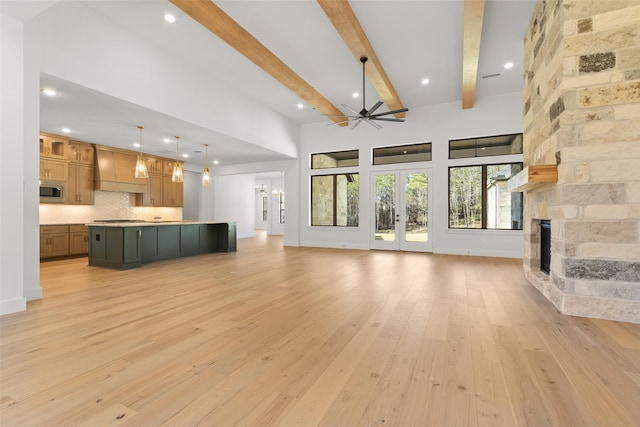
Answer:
xmin=86 ymin=221 xmax=233 ymax=227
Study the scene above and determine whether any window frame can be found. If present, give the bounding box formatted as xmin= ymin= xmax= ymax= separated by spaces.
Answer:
xmin=448 ymin=161 xmax=523 ymax=230
xmin=310 ymin=149 xmax=359 ymax=169
xmin=448 ymin=133 xmax=523 ymax=160
xmin=310 ymin=172 xmax=359 ymax=227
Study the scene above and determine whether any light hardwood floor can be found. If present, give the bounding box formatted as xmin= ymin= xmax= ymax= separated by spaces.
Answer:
xmin=2 ymin=233 xmax=640 ymax=426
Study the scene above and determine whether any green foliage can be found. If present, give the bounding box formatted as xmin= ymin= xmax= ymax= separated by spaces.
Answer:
xmin=449 ymin=166 xmax=482 ymax=228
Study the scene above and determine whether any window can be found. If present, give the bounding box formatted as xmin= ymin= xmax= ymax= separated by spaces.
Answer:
xmin=262 ymin=197 xmax=268 ymax=221
xmin=373 ymin=142 xmax=432 ymax=165
xmin=311 ymin=174 xmax=359 ymax=226
xmin=311 ymin=150 xmax=359 ymax=169
xmin=449 ymin=133 xmax=523 ymax=159
xmin=449 ymin=163 xmax=523 ymax=229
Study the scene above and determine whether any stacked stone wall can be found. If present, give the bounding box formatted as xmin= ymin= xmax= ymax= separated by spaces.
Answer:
xmin=523 ymin=0 xmax=640 ymax=323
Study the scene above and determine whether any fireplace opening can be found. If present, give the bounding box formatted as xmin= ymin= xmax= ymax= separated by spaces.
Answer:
xmin=540 ymin=220 xmax=551 ymax=274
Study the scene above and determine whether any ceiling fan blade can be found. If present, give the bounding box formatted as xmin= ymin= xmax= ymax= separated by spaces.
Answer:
xmin=370 ymin=117 xmax=405 ymax=122
xmin=370 ymin=107 xmax=409 ymax=117
xmin=341 ymin=104 xmax=362 ymax=116
xmin=350 ymin=119 xmax=363 ymax=130
xmin=367 ymin=101 xmax=384 ymax=115
xmin=365 ymin=119 xmax=383 ymax=130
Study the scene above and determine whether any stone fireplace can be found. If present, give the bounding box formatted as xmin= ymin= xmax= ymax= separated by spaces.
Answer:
xmin=521 ymin=0 xmax=640 ymax=323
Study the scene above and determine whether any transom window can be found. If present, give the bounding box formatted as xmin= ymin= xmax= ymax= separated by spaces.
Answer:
xmin=311 ymin=150 xmax=359 ymax=169
xmin=449 ymin=133 xmax=523 ymax=159
xmin=373 ymin=142 xmax=432 ymax=165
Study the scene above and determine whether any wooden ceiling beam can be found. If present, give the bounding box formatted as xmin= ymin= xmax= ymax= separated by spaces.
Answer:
xmin=169 ymin=0 xmax=348 ymax=125
xmin=317 ymin=0 xmax=405 ymax=119
xmin=462 ymin=0 xmax=485 ymax=109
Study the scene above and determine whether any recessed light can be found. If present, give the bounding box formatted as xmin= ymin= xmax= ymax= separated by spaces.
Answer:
xmin=213 ymin=160 xmax=219 ymax=165
xmin=164 ymin=13 xmax=176 ymax=23
xmin=297 ymin=103 xmax=304 ymax=109
xmin=504 ymin=62 xmax=514 ymax=69
xmin=182 ymin=154 xmax=189 ymax=158
xmin=163 ymin=138 xmax=171 ymax=143
xmin=41 ymin=88 xmax=57 ymax=96
xmin=133 ymin=143 xmax=140 ymax=148
xmin=352 ymin=92 xmax=359 ymax=98
xmin=61 ymin=127 xmax=71 ymax=133
xmin=421 ymin=78 xmax=430 ymax=85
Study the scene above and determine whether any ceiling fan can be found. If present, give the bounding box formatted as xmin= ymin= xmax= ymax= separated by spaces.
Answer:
xmin=330 ymin=56 xmax=409 ymax=129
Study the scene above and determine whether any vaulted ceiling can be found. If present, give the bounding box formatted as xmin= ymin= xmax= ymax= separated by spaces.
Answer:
xmin=2 ymin=0 xmax=535 ymax=166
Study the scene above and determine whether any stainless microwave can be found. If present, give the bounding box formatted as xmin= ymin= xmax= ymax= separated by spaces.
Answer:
xmin=40 ymin=181 xmax=65 ymax=203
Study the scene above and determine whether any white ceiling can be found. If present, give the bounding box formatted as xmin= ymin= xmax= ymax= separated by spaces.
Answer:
xmin=3 ymin=0 xmax=536 ymax=168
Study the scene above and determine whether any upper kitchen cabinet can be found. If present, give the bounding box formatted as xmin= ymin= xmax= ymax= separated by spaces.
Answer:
xmin=162 ymin=175 xmax=183 ymax=207
xmin=40 ymin=158 xmax=68 ymax=181
xmin=40 ymin=133 xmax=68 ymax=160
xmin=145 ymin=157 xmax=163 ymax=174
xmin=162 ymin=159 xmax=182 ymax=176
xmin=68 ymin=164 xmax=94 ymax=205
xmin=135 ymin=173 xmax=163 ymax=207
xmin=67 ymin=141 xmax=94 ymax=165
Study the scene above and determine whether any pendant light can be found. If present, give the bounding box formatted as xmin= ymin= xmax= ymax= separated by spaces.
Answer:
xmin=171 ymin=135 xmax=184 ymax=183
xmin=259 ymin=184 xmax=266 ymax=196
xmin=202 ymin=143 xmax=212 ymax=186
xmin=134 ymin=125 xmax=148 ymax=178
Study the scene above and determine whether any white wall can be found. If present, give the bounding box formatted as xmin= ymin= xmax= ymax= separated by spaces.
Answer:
xmin=182 ymin=170 xmax=201 ymax=221
xmin=298 ymin=92 xmax=525 ymax=258
xmin=214 ymin=175 xmax=255 ymax=239
xmin=0 ymin=13 xmax=42 ymax=314
xmin=28 ymin=2 xmax=299 ymax=159
xmin=0 ymin=14 xmax=28 ymax=314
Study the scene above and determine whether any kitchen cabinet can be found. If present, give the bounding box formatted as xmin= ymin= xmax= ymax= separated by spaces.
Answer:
xmin=40 ymin=225 xmax=70 ymax=258
xmin=88 ymin=222 xmax=236 ymax=269
xmin=67 ymin=164 xmax=94 ymax=205
xmin=162 ymin=159 xmax=179 ymax=176
xmin=40 ymin=158 xmax=68 ymax=181
xmin=135 ymin=173 xmax=163 ymax=207
xmin=89 ymin=226 xmax=142 ymax=269
xmin=141 ymin=225 xmax=181 ymax=263
xmin=162 ymin=175 xmax=184 ymax=207
xmin=69 ymin=224 xmax=89 ymax=255
xmin=67 ymin=141 xmax=94 ymax=165
xmin=145 ymin=157 xmax=164 ymax=174
xmin=40 ymin=134 xmax=68 ymax=160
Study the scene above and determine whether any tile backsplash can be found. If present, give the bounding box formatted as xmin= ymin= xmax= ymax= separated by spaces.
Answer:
xmin=39 ymin=191 xmax=182 ymax=224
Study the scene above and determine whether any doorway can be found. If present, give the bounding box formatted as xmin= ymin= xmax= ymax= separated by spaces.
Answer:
xmin=371 ymin=170 xmax=432 ymax=252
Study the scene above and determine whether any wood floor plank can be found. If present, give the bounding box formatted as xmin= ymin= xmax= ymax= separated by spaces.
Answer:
xmin=1 ymin=233 xmax=639 ymax=425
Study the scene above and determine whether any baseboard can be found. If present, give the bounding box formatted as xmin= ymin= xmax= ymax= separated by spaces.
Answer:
xmin=0 ymin=297 xmax=27 ymax=316
xmin=298 ymin=241 xmax=368 ymax=250
xmin=24 ymin=286 xmax=43 ymax=301
xmin=435 ymin=247 xmax=523 ymax=258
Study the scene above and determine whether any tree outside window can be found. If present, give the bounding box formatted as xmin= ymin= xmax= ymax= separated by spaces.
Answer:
xmin=449 ymin=163 xmax=522 ymax=230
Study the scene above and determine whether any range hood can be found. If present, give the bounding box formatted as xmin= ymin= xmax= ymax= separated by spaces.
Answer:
xmin=94 ymin=145 xmax=148 ymax=194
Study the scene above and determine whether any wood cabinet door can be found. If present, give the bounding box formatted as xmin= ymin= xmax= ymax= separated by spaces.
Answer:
xmin=69 ymin=232 xmax=89 ymax=255
xmin=146 ymin=157 xmax=163 ymax=174
xmin=77 ymin=165 xmax=94 ymax=205
xmin=68 ymin=141 xmax=94 ymax=165
xmin=48 ymin=233 xmax=69 ymax=257
xmin=162 ymin=176 xmax=183 ymax=207
xmin=40 ymin=134 xmax=68 ymax=159
xmin=40 ymin=159 xmax=68 ymax=181
xmin=136 ymin=173 xmax=163 ymax=207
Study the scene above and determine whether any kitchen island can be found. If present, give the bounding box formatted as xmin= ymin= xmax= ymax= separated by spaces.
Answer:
xmin=87 ymin=221 xmax=236 ymax=269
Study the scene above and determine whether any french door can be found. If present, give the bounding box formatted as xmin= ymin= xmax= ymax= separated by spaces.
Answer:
xmin=371 ymin=169 xmax=432 ymax=252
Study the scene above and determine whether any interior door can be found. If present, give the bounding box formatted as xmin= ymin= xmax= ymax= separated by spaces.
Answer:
xmin=371 ymin=169 xmax=432 ymax=252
